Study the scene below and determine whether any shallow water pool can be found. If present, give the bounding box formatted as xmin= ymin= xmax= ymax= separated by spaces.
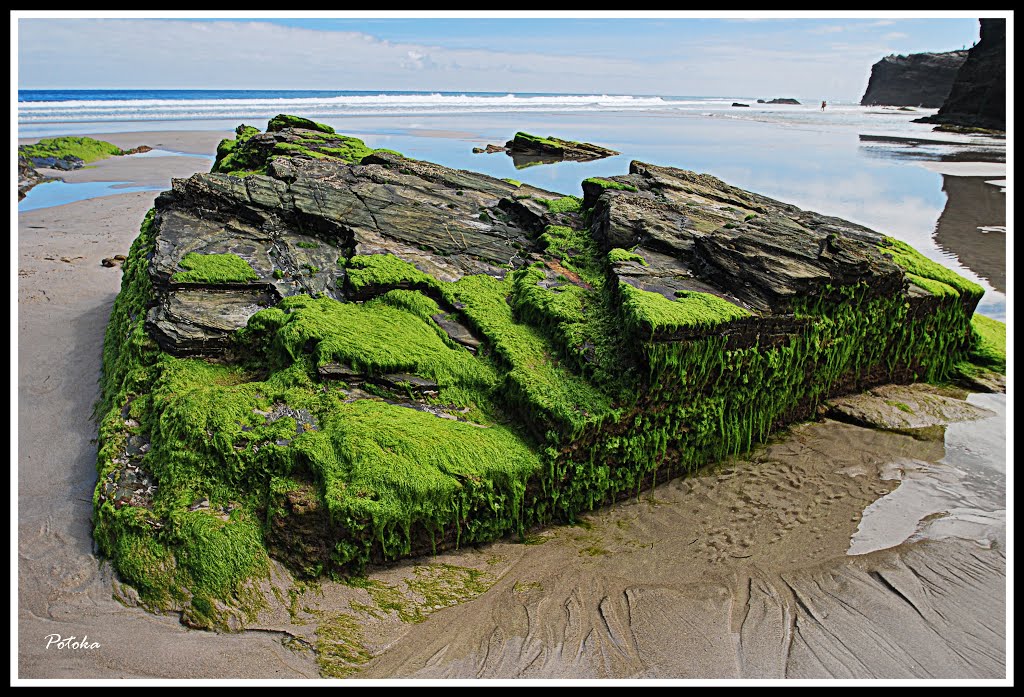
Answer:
xmin=18 ymin=180 xmax=159 ymax=213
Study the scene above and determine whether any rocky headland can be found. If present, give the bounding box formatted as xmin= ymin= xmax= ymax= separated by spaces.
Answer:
xmin=915 ymin=18 xmax=1006 ymax=131
xmin=860 ymin=50 xmax=968 ymax=107
xmin=94 ymin=114 xmax=1002 ymax=632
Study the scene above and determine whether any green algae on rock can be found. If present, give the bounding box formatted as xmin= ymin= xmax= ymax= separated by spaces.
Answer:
xmin=173 ymin=252 xmax=259 ymax=284
xmin=94 ymin=114 xmax=1000 ymax=631
xmin=19 ymin=136 xmax=124 ymax=164
xmin=504 ymin=132 xmax=619 ymax=169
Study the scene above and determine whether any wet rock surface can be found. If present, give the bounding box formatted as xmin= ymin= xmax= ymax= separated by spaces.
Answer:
xmin=825 ymin=383 xmax=995 ymax=439
xmin=25 ymin=154 xmax=86 ymax=171
xmin=589 ymin=160 xmax=906 ymax=322
xmin=18 ymin=155 xmax=53 ymax=200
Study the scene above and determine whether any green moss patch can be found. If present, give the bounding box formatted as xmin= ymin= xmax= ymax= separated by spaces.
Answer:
xmin=540 ymin=196 xmax=583 ymax=214
xmin=20 ymin=136 xmax=123 ymax=163
xmin=583 ymin=177 xmax=637 ymax=192
xmin=880 ymin=237 xmax=984 ymax=304
xmin=268 ymin=114 xmax=336 ymax=134
xmin=212 ymin=125 xmax=262 ymax=174
xmin=608 ymin=248 xmax=648 ymax=266
xmin=317 ymin=135 xmax=377 ymax=163
xmin=968 ymin=314 xmax=1005 ymax=373
xmin=619 ymin=283 xmax=752 ymax=338
xmin=172 ymin=252 xmax=259 ymax=284
xmin=345 ymin=254 xmax=441 ymax=296
xmin=514 ymin=132 xmax=566 ymax=149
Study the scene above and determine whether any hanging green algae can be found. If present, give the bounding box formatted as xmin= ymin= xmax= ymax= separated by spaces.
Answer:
xmin=966 ymin=314 xmax=1006 ymax=373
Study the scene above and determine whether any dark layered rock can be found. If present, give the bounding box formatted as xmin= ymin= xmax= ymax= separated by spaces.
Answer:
xmin=860 ymin=50 xmax=968 ymax=107
xmin=18 ymin=155 xmax=52 ymax=200
xmin=589 ymin=161 xmax=906 ymax=320
xmin=146 ymin=140 xmax=568 ymax=355
xmin=826 ymin=384 xmax=994 ymax=440
xmin=764 ymin=98 xmax=800 ymax=105
xmin=472 ymin=144 xmax=506 ymax=154
xmin=732 ymin=103 xmax=750 ymax=107
xmin=26 ymin=154 xmax=85 ymax=171
xmin=916 ymin=19 xmax=1006 ymax=131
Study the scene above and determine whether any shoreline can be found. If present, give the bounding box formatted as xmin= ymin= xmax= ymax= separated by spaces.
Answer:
xmin=16 ymin=125 xmax=1007 ymax=680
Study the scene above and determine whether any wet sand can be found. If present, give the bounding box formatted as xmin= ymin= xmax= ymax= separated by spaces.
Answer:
xmin=352 ymin=412 xmax=1006 ymax=679
xmin=16 ymin=130 xmax=1007 ymax=681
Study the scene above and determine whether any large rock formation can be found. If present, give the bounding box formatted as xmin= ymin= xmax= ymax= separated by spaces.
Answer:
xmin=860 ymin=50 xmax=968 ymax=107
xmin=94 ymin=115 xmax=996 ymax=631
xmin=915 ymin=19 xmax=1006 ymax=131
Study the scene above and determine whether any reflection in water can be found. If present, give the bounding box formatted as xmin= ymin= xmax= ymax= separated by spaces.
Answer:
xmin=933 ymin=175 xmax=1006 ymax=294
xmin=510 ymin=152 xmax=564 ymax=169
xmin=857 ymin=133 xmax=1006 ymax=164
xmin=848 ymin=393 xmax=1006 ymax=556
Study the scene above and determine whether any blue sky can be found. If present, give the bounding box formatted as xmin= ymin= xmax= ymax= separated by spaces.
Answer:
xmin=16 ymin=14 xmax=985 ymax=100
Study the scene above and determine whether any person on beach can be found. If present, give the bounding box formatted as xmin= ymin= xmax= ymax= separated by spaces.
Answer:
xmin=821 ymin=101 xmax=827 ymax=111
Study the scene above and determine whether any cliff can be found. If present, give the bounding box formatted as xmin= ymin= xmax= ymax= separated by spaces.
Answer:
xmin=916 ymin=18 xmax=1006 ymax=131
xmin=94 ymin=115 xmax=997 ymax=630
xmin=860 ymin=50 xmax=968 ymax=107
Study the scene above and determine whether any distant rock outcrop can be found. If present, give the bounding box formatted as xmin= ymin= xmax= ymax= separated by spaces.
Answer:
xmin=764 ymin=98 xmax=800 ymax=105
xmin=504 ymin=132 xmax=618 ymax=162
xmin=860 ymin=50 xmax=968 ymax=107
xmin=915 ymin=18 xmax=1006 ymax=131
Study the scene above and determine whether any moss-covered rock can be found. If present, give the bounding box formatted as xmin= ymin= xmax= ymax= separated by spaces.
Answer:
xmin=95 ymin=115 xmax=998 ymax=631
xmin=504 ymin=132 xmax=619 ymax=167
xmin=19 ymin=136 xmax=123 ymax=165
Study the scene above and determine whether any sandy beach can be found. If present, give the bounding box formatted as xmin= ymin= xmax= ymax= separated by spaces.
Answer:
xmin=16 ymin=129 xmax=1007 ymax=681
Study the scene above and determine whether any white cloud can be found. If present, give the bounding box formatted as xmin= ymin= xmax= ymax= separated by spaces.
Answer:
xmin=882 ymin=32 xmax=909 ymax=40
xmin=15 ymin=18 xmax=926 ymax=100
xmin=808 ymin=25 xmax=845 ymax=34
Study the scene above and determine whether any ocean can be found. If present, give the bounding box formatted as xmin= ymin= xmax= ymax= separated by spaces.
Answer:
xmin=18 ymin=89 xmax=1006 ymax=319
